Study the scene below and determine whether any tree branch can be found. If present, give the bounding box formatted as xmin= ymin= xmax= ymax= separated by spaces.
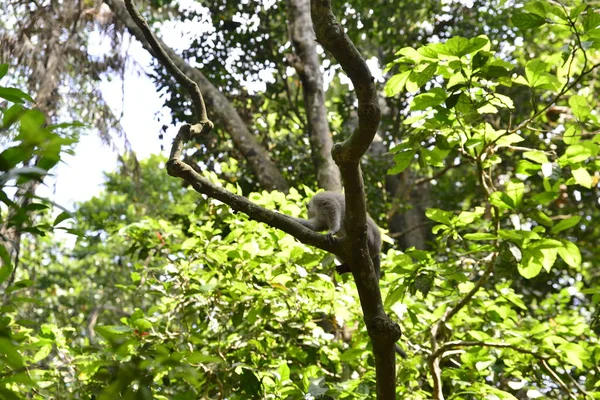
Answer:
xmin=287 ymin=0 xmax=341 ymax=191
xmin=433 ymin=341 xmax=585 ymax=400
xmin=123 ymin=0 xmax=212 ymax=135
xmin=107 ymin=0 xmax=288 ymax=191
xmin=311 ymin=1 xmax=399 ymax=398
xmin=429 ymin=254 xmax=497 ymax=400
xmin=166 ymin=125 xmax=341 ymax=256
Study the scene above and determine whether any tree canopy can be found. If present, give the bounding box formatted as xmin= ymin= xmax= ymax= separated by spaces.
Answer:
xmin=1 ymin=0 xmax=599 ymax=399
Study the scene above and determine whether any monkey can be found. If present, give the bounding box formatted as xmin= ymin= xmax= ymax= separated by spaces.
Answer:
xmin=292 ymin=191 xmax=382 ymax=278
xmin=292 ymin=192 xmax=408 ymax=358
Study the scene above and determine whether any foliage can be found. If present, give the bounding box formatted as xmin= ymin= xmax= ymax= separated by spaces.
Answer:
xmin=4 ymin=157 xmax=387 ymax=399
xmin=1 ymin=0 xmax=600 ymax=399
xmin=382 ymin=1 xmax=600 ymax=397
xmin=0 ymin=64 xmax=78 ymax=399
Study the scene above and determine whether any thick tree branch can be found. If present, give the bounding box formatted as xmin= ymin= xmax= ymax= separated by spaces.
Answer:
xmin=311 ymin=0 xmax=381 ymax=163
xmin=166 ymin=125 xmax=341 ymax=255
xmin=311 ymin=1 xmax=398 ymax=399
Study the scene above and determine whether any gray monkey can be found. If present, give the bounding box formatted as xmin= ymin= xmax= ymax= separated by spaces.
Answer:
xmin=293 ymin=192 xmax=408 ymax=358
xmin=293 ymin=191 xmax=382 ymax=277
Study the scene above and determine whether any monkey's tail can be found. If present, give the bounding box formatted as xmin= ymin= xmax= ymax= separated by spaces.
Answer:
xmin=395 ymin=343 xmax=407 ymax=359
xmin=335 ymin=255 xmax=381 ymax=278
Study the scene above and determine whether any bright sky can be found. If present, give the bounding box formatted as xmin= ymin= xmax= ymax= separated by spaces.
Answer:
xmin=38 ymin=2 xmax=218 ymax=210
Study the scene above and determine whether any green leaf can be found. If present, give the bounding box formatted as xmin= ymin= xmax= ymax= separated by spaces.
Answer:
xmin=413 ymin=62 xmax=437 ymax=89
xmin=584 ymin=12 xmax=600 ymax=32
xmin=53 ymin=211 xmax=73 ymax=226
xmin=464 ymin=233 xmax=497 ymax=240
xmin=0 ymin=64 xmax=8 ymax=80
xmin=430 ymin=36 xmax=489 ymax=57
xmin=557 ymin=241 xmax=581 ymax=268
xmin=186 ymin=352 xmax=222 ymax=364
xmin=569 ymin=95 xmax=591 ymax=120
xmin=384 ymin=286 xmax=404 ymax=308
xmin=551 ymin=215 xmax=581 ymax=234
xmin=385 ymin=70 xmax=411 ymax=97
xmin=445 ymin=93 xmax=461 ymax=109
xmin=572 ymin=167 xmax=592 ymax=188
xmin=426 ymin=208 xmax=453 ymax=225
xmin=529 ymin=210 xmax=553 ymax=228
xmin=0 ymin=244 xmax=13 ymax=284
xmin=0 ymin=87 xmax=34 ymax=104
xmin=95 ymin=325 xmax=134 ymax=340
xmin=2 ymin=104 xmax=24 ymax=128
xmin=388 ymin=149 xmax=416 ymax=174
xmin=505 ymin=181 xmax=524 ymax=209
xmin=519 ymin=243 xmax=558 ymax=278
xmin=0 ymin=338 xmax=24 ymax=368
xmin=557 ymin=342 xmax=587 ymax=369
xmin=496 ymin=133 xmax=524 ymax=146
xmin=499 ymin=229 xmax=540 ymax=241
xmin=523 ymin=151 xmax=549 ymax=164
xmin=562 ymin=125 xmax=579 ymax=145
xmin=512 ymin=11 xmax=547 ymax=30
xmin=570 ymin=4 xmax=587 ymax=19
xmin=411 ymin=88 xmax=447 ymax=110
xmin=489 ymin=191 xmax=514 ymax=210
xmin=559 ymin=143 xmax=596 ymax=165
xmin=32 ymin=343 xmax=52 ymax=363
xmin=133 ymin=318 xmax=153 ymax=331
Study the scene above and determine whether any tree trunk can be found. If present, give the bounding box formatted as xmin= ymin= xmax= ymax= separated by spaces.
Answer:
xmin=286 ymin=0 xmax=341 ymax=191
xmin=386 ymin=171 xmax=430 ymax=250
xmin=105 ymin=0 xmax=289 ymax=192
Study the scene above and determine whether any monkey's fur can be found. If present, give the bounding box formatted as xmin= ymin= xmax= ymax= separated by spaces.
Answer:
xmin=293 ymin=191 xmax=382 ymax=277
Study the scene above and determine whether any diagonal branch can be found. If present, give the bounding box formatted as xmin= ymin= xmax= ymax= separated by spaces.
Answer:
xmin=122 ymin=1 xmax=340 ymax=256
xmin=166 ymin=125 xmax=341 ymax=255
xmin=106 ymin=0 xmax=288 ymax=191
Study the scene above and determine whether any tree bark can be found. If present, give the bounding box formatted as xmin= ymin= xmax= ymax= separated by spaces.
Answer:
xmin=386 ymin=171 xmax=430 ymax=250
xmin=286 ymin=0 xmax=341 ymax=191
xmin=104 ymin=0 xmax=289 ymax=192
xmin=310 ymin=1 xmax=400 ymax=398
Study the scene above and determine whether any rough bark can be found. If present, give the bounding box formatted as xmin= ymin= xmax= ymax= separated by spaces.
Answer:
xmin=286 ymin=0 xmax=341 ymax=191
xmin=104 ymin=0 xmax=289 ymax=192
xmin=311 ymin=1 xmax=400 ymax=398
